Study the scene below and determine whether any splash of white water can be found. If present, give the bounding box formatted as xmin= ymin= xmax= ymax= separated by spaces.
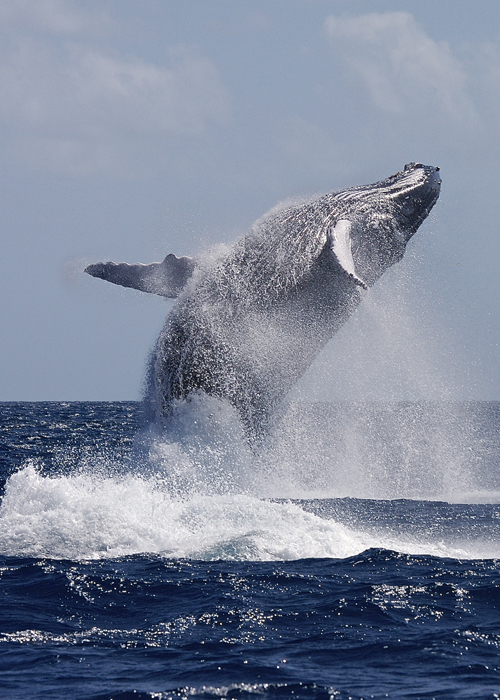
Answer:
xmin=1 ymin=460 xmax=498 ymax=561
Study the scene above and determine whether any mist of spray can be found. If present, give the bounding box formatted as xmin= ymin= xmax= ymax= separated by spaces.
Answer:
xmin=133 ymin=247 xmax=482 ymax=504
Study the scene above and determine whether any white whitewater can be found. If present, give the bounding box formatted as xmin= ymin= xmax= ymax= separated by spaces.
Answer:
xmin=0 ymin=385 xmax=496 ymax=562
xmin=1 ymin=460 xmax=498 ymax=561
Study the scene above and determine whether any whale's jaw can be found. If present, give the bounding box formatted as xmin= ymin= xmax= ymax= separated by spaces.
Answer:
xmin=335 ymin=163 xmax=441 ymax=236
xmin=386 ymin=162 xmax=441 ymax=238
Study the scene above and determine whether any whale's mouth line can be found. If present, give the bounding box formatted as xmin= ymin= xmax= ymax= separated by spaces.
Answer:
xmin=385 ymin=180 xmax=439 ymax=197
xmin=334 ymin=167 xmax=441 ymax=206
xmin=385 ymin=173 xmax=441 ymax=198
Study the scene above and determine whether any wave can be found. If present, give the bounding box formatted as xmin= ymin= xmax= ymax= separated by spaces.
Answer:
xmin=2 ymin=398 xmax=499 ymax=561
xmin=2 ymin=462 xmax=499 ymax=561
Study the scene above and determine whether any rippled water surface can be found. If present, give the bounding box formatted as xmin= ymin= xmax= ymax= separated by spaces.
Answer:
xmin=2 ymin=402 xmax=500 ymax=700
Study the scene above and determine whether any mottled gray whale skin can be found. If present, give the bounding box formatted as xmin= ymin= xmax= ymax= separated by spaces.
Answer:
xmin=86 ymin=163 xmax=441 ymax=437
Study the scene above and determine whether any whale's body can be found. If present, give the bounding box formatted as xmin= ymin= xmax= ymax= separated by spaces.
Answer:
xmin=86 ymin=163 xmax=441 ymax=437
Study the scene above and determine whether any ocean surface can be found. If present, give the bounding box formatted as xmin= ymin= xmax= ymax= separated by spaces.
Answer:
xmin=2 ymin=401 xmax=500 ymax=700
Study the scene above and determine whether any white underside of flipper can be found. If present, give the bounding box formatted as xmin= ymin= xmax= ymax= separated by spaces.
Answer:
xmin=328 ymin=220 xmax=367 ymax=289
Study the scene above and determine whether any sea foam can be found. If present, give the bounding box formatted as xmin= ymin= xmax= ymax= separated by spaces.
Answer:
xmin=0 ymin=463 xmax=369 ymax=560
xmin=2 ymin=461 xmax=499 ymax=561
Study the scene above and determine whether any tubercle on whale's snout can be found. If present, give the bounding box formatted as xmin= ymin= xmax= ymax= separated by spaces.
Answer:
xmin=403 ymin=162 xmax=440 ymax=172
xmin=404 ymin=162 xmax=439 ymax=172
xmin=397 ymin=163 xmax=441 ymax=198
xmin=424 ymin=164 xmax=441 ymax=187
xmin=390 ymin=163 xmax=441 ymax=186
xmin=398 ymin=168 xmax=441 ymax=236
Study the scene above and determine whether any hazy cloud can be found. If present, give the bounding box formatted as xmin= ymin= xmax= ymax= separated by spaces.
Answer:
xmin=0 ymin=1 xmax=231 ymax=174
xmin=475 ymin=41 xmax=500 ymax=125
xmin=0 ymin=0 xmax=102 ymax=35
xmin=324 ymin=12 xmax=476 ymax=130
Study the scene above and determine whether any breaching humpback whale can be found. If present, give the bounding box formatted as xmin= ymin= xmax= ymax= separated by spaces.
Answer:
xmin=86 ymin=163 xmax=441 ymax=437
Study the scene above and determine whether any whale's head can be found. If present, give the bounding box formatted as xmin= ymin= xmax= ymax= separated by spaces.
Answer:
xmin=379 ymin=162 xmax=441 ymax=236
xmin=331 ymin=163 xmax=441 ymax=287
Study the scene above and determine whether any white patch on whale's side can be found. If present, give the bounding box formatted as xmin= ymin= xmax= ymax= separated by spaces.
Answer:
xmin=328 ymin=219 xmax=367 ymax=289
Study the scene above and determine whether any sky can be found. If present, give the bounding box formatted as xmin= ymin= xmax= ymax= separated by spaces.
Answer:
xmin=1 ymin=0 xmax=500 ymax=402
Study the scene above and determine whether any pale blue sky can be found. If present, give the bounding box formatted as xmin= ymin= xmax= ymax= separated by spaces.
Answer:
xmin=1 ymin=0 xmax=500 ymax=401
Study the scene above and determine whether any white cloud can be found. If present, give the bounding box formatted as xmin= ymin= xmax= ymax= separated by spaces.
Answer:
xmin=475 ymin=41 xmax=500 ymax=123
xmin=324 ymin=12 xmax=476 ymax=129
xmin=0 ymin=41 xmax=230 ymax=136
xmin=0 ymin=1 xmax=231 ymax=175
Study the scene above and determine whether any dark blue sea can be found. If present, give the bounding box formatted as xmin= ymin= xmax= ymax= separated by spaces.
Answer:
xmin=2 ymin=401 xmax=500 ymax=700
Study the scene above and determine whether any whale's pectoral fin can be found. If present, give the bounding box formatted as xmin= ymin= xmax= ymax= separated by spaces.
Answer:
xmin=328 ymin=220 xmax=367 ymax=290
xmin=85 ymin=254 xmax=196 ymax=298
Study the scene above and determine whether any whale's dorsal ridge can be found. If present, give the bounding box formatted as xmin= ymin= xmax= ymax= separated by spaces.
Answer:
xmin=85 ymin=253 xmax=196 ymax=298
xmin=328 ymin=219 xmax=367 ymax=289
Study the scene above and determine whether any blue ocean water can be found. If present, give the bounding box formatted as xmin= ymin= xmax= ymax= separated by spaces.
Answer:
xmin=2 ymin=401 xmax=500 ymax=699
